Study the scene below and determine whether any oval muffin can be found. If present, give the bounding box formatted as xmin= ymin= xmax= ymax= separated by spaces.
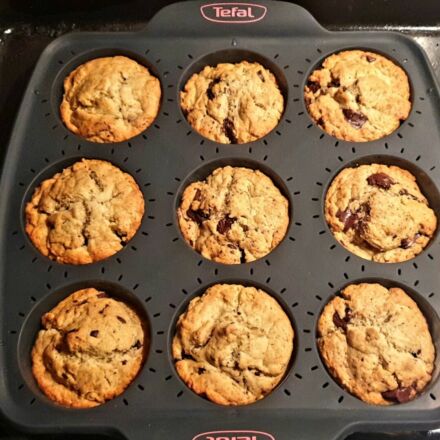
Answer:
xmin=181 ymin=61 xmax=284 ymax=144
xmin=172 ymin=284 xmax=294 ymax=405
xmin=32 ymin=288 xmax=147 ymax=408
xmin=60 ymin=56 xmax=161 ymax=143
xmin=177 ymin=166 xmax=289 ymax=264
xmin=305 ymin=50 xmax=411 ymax=142
xmin=325 ymin=163 xmax=437 ymax=263
xmin=25 ymin=159 xmax=145 ymax=265
xmin=317 ymin=283 xmax=435 ymax=405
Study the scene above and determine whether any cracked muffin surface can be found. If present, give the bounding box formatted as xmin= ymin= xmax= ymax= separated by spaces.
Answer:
xmin=177 ymin=166 xmax=289 ymax=264
xmin=25 ymin=158 xmax=145 ymax=265
xmin=180 ymin=61 xmax=284 ymax=144
xmin=32 ymin=288 xmax=147 ymax=408
xmin=172 ymin=284 xmax=294 ymax=405
xmin=318 ymin=283 xmax=435 ymax=405
xmin=304 ymin=50 xmax=411 ymax=142
xmin=325 ymin=164 xmax=437 ymax=263
xmin=60 ymin=56 xmax=161 ymax=143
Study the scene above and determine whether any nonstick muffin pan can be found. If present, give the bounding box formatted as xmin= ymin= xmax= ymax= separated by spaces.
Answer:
xmin=2 ymin=0 xmax=440 ymax=439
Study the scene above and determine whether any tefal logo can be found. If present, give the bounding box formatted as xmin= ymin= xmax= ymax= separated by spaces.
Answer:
xmin=200 ymin=3 xmax=267 ymax=23
xmin=192 ymin=430 xmax=275 ymax=440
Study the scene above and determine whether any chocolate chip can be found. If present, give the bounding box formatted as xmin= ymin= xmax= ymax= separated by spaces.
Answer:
xmin=197 ymin=367 xmax=206 ymax=374
xmin=401 ymin=233 xmax=421 ymax=249
xmin=366 ymin=55 xmax=376 ymax=63
xmin=333 ymin=312 xmax=347 ymax=331
xmin=96 ymin=293 xmax=108 ymax=299
xmin=257 ymin=70 xmax=265 ymax=82
xmin=194 ymin=189 xmax=202 ymax=201
xmin=90 ymin=330 xmax=99 ymax=338
xmin=328 ymin=78 xmax=340 ymax=88
xmin=182 ymin=352 xmax=196 ymax=361
xmin=240 ymin=248 xmax=246 ymax=264
xmin=367 ymin=173 xmax=395 ymax=190
xmin=332 ymin=307 xmax=352 ymax=331
xmin=223 ymin=118 xmax=238 ymax=144
xmin=132 ymin=340 xmax=142 ymax=350
xmin=242 ymin=225 xmax=249 ymax=232
xmin=382 ymin=386 xmax=414 ymax=403
xmin=117 ymin=316 xmax=127 ymax=324
xmin=399 ymin=189 xmax=420 ymax=201
xmin=307 ymin=80 xmax=320 ymax=93
xmin=99 ymin=305 xmax=109 ymax=315
xmin=207 ymin=78 xmax=220 ymax=100
xmin=336 ymin=209 xmax=358 ymax=232
xmin=342 ymin=109 xmax=368 ymax=129
xmin=217 ymin=216 xmax=235 ymax=234
xmin=122 ymin=360 xmax=127 ymax=365
xmin=317 ymin=117 xmax=325 ymax=127
xmin=187 ymin=208 xmax=209 ymax=225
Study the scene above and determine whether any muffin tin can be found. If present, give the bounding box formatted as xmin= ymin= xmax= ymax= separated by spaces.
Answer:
xmin=2 ymin=0 xmax=440 ymax=438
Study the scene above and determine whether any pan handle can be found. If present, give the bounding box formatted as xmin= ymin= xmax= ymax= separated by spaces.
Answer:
xmin=119 ymin=414 xmax=354 ymax=440
xmin=142 ymin=0 xmax=328 ymax=38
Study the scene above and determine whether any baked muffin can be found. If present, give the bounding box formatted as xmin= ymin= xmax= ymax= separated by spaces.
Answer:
xmin=305 ymin=50 xmax=411 ymax=142
xmin=25 ymin=159 xmax=144 ymax=265
xmin=172 ymin=284 xmax=294 ymax=405
xmin=177 ymin=166 xmax=289 ymax=264
xmin=60 ymin=56 xmax=161 ymax=143
xmin=180 ymin=61 xmax=284 ymax=144
xmin=317 ymin=283 xmax=435 ymax=405
xmin=325 ymin=164 xmax=437 ymax=263
xmin=32 ymin=288 xmax=147 ymax=408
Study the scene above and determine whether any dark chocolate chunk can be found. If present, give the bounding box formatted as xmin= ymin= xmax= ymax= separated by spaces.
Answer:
xmin=307 ymin=80 xmax=320 ymax=93
xmin=328 ymin=78 xmax=340 ymax=88
xmin=182 ymin=352 xmax=196 ymax=361
xmin=117 ymin=316 xmax=127 ymax=324
xmin=240 ymin=248 xmax=246 ymax=264
xmin=366 ymin=55 xmax=376 ymax=63
xmin=382 ymin=386 xmax=414 ymax=403
xmin=223 ymin=118 xmax=238 ymax=144
xmin=122 ymin=360 xmax=127 ymax=365
xmin=336 ymin=209 xmax=358 ymax=232
xmin=401 ymin=233 xmax=421 ymax=249
xmin=194 ymin=189 xmax=202 ymax=201
xmin=367 ymin=173 xmax=395 ymax=190
xmin=197 ymin=367 xmax=206 ymax=374
xmin=332 ymin=307 xmax=352 ymax=331
xmin=333 ymin=312 xmax=347 ymax=331
xmin=317 ymin=117 xmax=325 ymax=127
xmin=187 ymin=208 xmax=209 ymax=225
xmin=132 ymin=340 xmax=142 ymax=350
xmin=257 ymin=70 xmax=265 ymax=82
xmin=96 ymin=293 xmax=108 ymax=299
xmin=90 ymin=330 xmax=99 ymax=338
xmin=207 ymin=78 xmax=220 ymax=100
xmin=343 ymin=109 xmax=368 ymax=129
xmin=217 ymin=216 xmax=235 ymax=234
xmin=399 ymin=189 xmax=420 ymax=201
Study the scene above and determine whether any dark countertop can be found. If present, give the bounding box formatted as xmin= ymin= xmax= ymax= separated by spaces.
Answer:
xmin=1 ymin=0 xmax=440 ymax=438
